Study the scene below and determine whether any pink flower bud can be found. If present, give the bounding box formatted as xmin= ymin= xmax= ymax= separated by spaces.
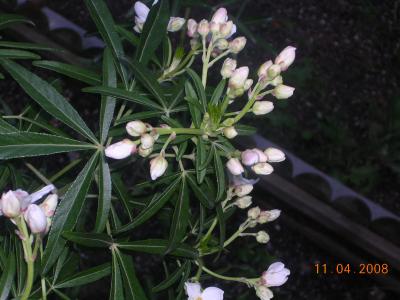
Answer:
xmin=275 ymin=46 xmax=296 ymax=71
xmin=25 ymin=204 xmax=47 ymax=234
xmin=229 ymin=36 xmax=246 ymax=53
xmin=226 ymin=158 xmax=244 ymax=175
xmin=134 ymin=1 xmax=150 ymax=23
xmin=220 ymin=21 xmax=233 ymax=37
xmin=252 ymin=162 xmax=274 ymax=175
xmin=40 ymin=194 xmax=58 ymax=217
xmin=211 ymin=7 xmax=228 ymax=24
xmin=228 ymin=66 xmax=249 ymax=89
xmin=241 ymin=149 xmax=259 ymax=166
xmin=234 ymin=184 xmax=253 ymax=197
xmin=258 ymin=60 xmax=273 ymax=78
xmin=197 ymin=19 xmax=210 ymax=36
xmin=209 ymin=21 xmax=220 ymax=34
xmin=253 ymin=148 xmax=268 ymax=163
xmin=105 ymin=139 xmax=136 ymax=159
xmin=168 ymin=17 xmax=185 ymax=32
xmin=140 ymin=134 xmax=155 ymax=149
xmin=264 ymin=148 xmax=285 ymax=162
xmin=221 ymin=58 xmax=237 ymax=78
xmin=253 ymin=101 xmax=274 ymax=115
xmin=187 ymin=19 xmax=198 ymax=37
xmin=262 ymin=262 xmax=290 ymax=287
xmin=150 ymin=155 xmax=168 ymax=180
xmin=273 ymin=84 xmax=295 ymax=99
xmin=244 ymin=79 xmax=253 ymax=91
xmin=258 ymin=209 xmax=281 ymax=224
xmin=126 ymin=120 xmax=147 ymax=136
xmin=1 ymin=191 xmax=21 ymax=218
xmin=223 ymin=126 xmax=238 ymax=139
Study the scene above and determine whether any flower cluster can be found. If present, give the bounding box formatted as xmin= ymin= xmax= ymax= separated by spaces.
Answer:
xmin=0 ymin=184 xmax=57 ymax=235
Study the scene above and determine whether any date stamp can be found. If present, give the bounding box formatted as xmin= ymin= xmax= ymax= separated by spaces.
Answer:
xmin=314 ymin=263 xmax=390 ymax=275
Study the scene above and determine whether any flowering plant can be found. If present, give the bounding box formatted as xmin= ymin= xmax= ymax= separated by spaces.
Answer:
xmin=0 ymin=1 xmax=295 ymax=299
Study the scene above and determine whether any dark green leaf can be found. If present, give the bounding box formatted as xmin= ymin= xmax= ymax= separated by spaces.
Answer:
xmin=210 ymin=79 xmax=226 ymax=105
xmin=110 ymin=250 xmax=124 ymax=299
xmin=0 ymin=132 xmax=94 ymax=160
xmin=115 ymin=176 xmax=181 ymax=234
xmin=0 ymin=59 xmax=98 ymax=143
xmin=213 ymin=149 xmax=225 ymax=202
xmin=152 ymin=261 xmax=190 ymax=293
xmin=166 ymin=177 xmax=189 ymax=253
xmin=184 ymin=81 xmax=201 ymax=127
xmin=84 ymin=0 xmax=129 ymax=87
xmin=55 ymin=263 xmax=111 ymax=289
xmin=235 ymin=124 xmax=257 ymax=136
xmin=33 ymin=60 xmax=101 ymax=86
xmin=135 ymin=0 xmax=169 ymax=65
xmin=0 ymin=41 xmax=62 ymax=52
xmin=94 ymin=157 xmax=112 ymax=232
xmin=195 ymin=137 xmax=207 ymax=183
xmin=0 ymin=118 xmax=17 ymax=133
xmin=83 ymin=86 xmax=163 ymax=110
xmin=42 ymin=153 xmax=99 ymax=274
xmin=0 ymin=251 xmax=15 ymax=300
xmin=186 ymin=174 xmax=213 ymax=209
xmin=63 ymin=232 xmax=113 ymax=248
xmin=0 ymin=14 xmax=34 ymax=30
xmin=216 ymin=203 xmax=226 ymax=250
xmin=115 ymin=25 xmax=139 ymax=47
xmin=0 ymin=49 xmax=40 ymax=60
xmin=111 ymin=174 xmax=134 ymax=222
xmin=118 ymin=239 xmax=197 ymax=259
xmin=99 ymin=48 xmax=117 ymax=144
xmin=187 ymin=69 xmax=206 ymax=111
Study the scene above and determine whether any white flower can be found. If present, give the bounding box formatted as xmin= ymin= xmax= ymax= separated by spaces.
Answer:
xmin=229 ymin=66 xmax=249 ymax=89
xmin=258 ymin=60 xmax=273 ymax=78
xmin=187 ymin=19 xmax=198 ymax=37
xmin=221 ymin=58 xmax=237 ymax=78
xmin=197 ymin=19 xmax=210 ymax=36
xmin=126 ymin=120 xmax=147 ymax=136
xmin=252 ymin=162 xmax=274 ymax=175
xmin=235 ymin=196 xmax=252 ymax=209
xmin=150 ymin=155 xmax=168 ymax=180
xmin=262 ymin=262 xmax=290 ymax=287
xmin=264 ymin=148 xmax=285 ymax=163
xmin=1 ymin=191 xmax=21 ymax=218
xmin=105 ymin=139 xmax=136 ymax=159
xmin=211 ymin=8 xmax=228 ymax=24
xmin=255 ymin=286 xmax=274 ymax=300
xmin=138 ymin=145 xmax=153 ymax=157
xmin=267 ymin=64 xmax=281 ymax=79
xmin=234 ymin=184 xmax=253 ymax=197
xmin=141 ymin=134 xmax=155 ymax=149
xmin=275 ymin=46 xmax=296 ymax=71
xmin=241 ymin=149 xmax=260 ymax=166
xmin=226 ymin=158 xmax=244 ymax=175
xmin=273 ymin=84 xmax=295 ymax=99
xmin=253 ymin=101 xmax=274 ymax=115
xmin=134 ymin=1 xmax=149 ymax=24
xmin=185 ymin=282 xmax=224 ymax=300
xmin=40 ymin=194 xmax=58 ymax=217
xmin=258 ymin=209 xmax=281 ymax=224
xmin=223 ymin=126 xmax=238 ymax=139
xmin=25 ymin=204 xmax=47 ymax=234
xmin=220 ymin=21 xmax=234 ymax=38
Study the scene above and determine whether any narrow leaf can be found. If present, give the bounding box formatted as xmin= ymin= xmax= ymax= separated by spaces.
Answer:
xmin=213 ymin=149 xmax=225 ymax=202
xmin=63 ymin=231 xmax=113 ymax=248
xmin=184 ymin=81 xmax=201 ymax=127
xmin=110 ymin=250 xmax=125 ymax=300
xmin=152 ymin=261 xmax=190 ymax=293
xmin=0 ymin=49 xmax=40 ymax=60
xmin=0 ymin=41 xmax=62 ymax=52
xmin=187 ymin=69 xmax=206 ymax=111
xmin=195 ymin=137 xmax=207 ymax=183
xmin=210 ymin=79 xmax=226 ymax=104
xmin=0 ymin=118 xmax=18 ymax=133
xmin=94 ymin=157 xmax=112 ymax=232
xmin=55 ymin=263 xmax=111 ymax=289
xmin=0 ymin=14 xmax=34 ymax=30
xmin=186 ymin=174 xmax=213 ymax=209
xmin=0 ymin=251 xmax=15 ymax=300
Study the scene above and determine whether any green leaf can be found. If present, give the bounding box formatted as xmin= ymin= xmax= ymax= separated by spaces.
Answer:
xmin=216 ymin=203 xmax=226 ymax=250
xmin=115 ymin=25 xmax=139 ymax=47
xmin=195 ymin=137 xmax=207 ymax=183
xmin=42 ymin=153 xmax=99 ymax=274
xmin=0 ymin=59 xmax=98 ymax=143
xmin=110 ymin=250 xmax=125 ymax=300
xmin=187 ymin=69 xmax=206 ymax=111
xmin=213 ymin=149 xmax=225 ymax=202
xmin=166 ymin=177 xmax=189 ymax=253
xmin=94 ymin=157 xmax=112 ymax=232
xmin=83 ymin=86 xmax=163 ymax=110
xmin=186 ymin=174 xmax=213 ymax=209
xmin=152 ymin=260 xmax=190 ymax=293
xmin=184 ymin=81 xmax=201 ymax=127
xmin=118 ymin=239 xmax=197 ymax=259
xmin=210 ymin=79 xmax=226 ymax=105
xmin=33 ymin=60 xmax=101 ymax=86
xmin=135 ymin=0 xmax=169 ymax=65
xmin=122 ymin=59 xmax=167 ymax=109
xmin=115 ymin=176 xmax=181 ymax=234
xmin=0 ymin=14 xmax=34 ymax=30
xmin=63 ymin=231 xmax=113 ymax=248
xmin=99 ymin=48 xmax=117 ymax=144
xmin=112 ymin=174 xmax=134 ymax=222
xmin=0 ymin=132 xmax=95 ymax=160
xmin=55 ymin=263 xmax=111 ymax=289
xmin=0 ymin=41 xmax=62 ymax=52
xmin=0 ymin=118 xmax=18 ymax=133
xmin=84 ymin=0 xmax=129 ymax=87
xmin=0 ymin=49 xmax=40 ymax=60
xmin=0 ymin=251 xmax=15 ymax=300
xmin=235 ymin=124 xmax=257 ymax=136
xmin=115 ymin=111 xmax=163 ymax=125
xmin=115 ymin=250 xmax=149 ymax=300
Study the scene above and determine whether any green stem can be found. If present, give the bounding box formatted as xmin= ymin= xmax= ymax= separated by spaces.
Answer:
xmin=202 ymin=37 xmax=214 ymax=87
xmin=200 ymin=265 xmax=249 ymax=284
xmin=155 ymin=127 xmax=204 ymax=135
xmin=17 ymin=217 xmax=34 ymax=300
xmin=40 ymin=243 xmax=47 ymax=300
xmin=233 ymin=83 xmax=262 ymax=123
xmin=208 ymin=49 xmax=231 ymax=67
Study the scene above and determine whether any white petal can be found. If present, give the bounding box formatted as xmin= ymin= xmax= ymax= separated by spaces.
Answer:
xmin=202 ymin=287 xmax=224 ymax=300
xmin=185 ymin=282 xmax=201 ymax=299
xmin=134 ymin=2 xmax=150 ymax=20
xmin=226 ymin=24 xmax=236 ymax=39
xmin=267 ymin=262 xmax=285 ymax=273
xmin=29 ymin=184 xmax=55 ymax=203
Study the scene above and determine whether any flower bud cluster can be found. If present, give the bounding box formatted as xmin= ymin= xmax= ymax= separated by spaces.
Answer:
xmin=134 ymin=1 xmax=185 ymax=33
xmin=0 ymin=185 xmax=57 ymax=235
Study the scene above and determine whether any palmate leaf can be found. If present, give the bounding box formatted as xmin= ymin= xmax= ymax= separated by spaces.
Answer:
xmin=54 ymin=263 xmax=111 ymax=289
xmin=135 ymin=0 xmax=169 ymax=65
xmin=84 ymin=0 xmax=129 ymax=87
xmin=0 ymin=59 xmax=98 ymax=143
xmin=33 ymin=61 xmax=101 ymax=86
xmin=0 ymin=132 xmax=95 ymax=160
xmin=118 ymin=239 xmax=198 ymax=259
xmin=42 ymin=152 xmax=99 ymax=274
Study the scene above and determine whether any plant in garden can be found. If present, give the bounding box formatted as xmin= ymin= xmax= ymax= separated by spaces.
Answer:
xmin=0 ymin=1 xmax=295 ymax=299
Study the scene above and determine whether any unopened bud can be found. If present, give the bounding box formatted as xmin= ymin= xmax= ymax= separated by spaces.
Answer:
xmin=265 ymin=148 xmax=285 ymax=162
xmin=105 ymin=139 xmax=136 ymax=159
xmin=271 ymin=75 xmax=283 ymax=86
xmin=256 ymin=231 xmax=270 ymax=244
xmin=138 ymin=145 xmax=153 ymax=157
xmin=252 ymin=162 xmax=274 ymax=175
xmin=215 ymin=39 xmax=229 ymax=50
xmin=226 ymin=158 xmax=244 ymax=175
xmin=235 ymin=196 xmax=252 ymax=209
xmin=228 ymin=66 xmax=249 ymax=89
xmin=210 ymin=22 xmax=220 ymax=34
xmin=248 ymin=206 xmax=261 ymax=219
xmin=258 ymin=60 xmax=273 ymax=78
xmin=140 ymin=134 xmax=155 ymax=149
xmin=190 ymin=38 xmax=201 ymax=50
xmin=168 ymin=17 xmax=185 ymax=32
xmin=25 ymin=204 xmax=47 ymax=234
xmin=275 ymin=46 xmax=296 ymax=71
xmin=267 ymin=64 xmax=281 ymax=79
xmin=40 ymin=194 xmax=58 ymax=217
xmin=134 ymin=1 xmax=150 ymax=23
xmin=229 ymin=37 xmax=246 ymax=53
xmin=211 ymin=7 xmax=228 ymax=24
xmin=253 ymin=148 xmax=268 ymax=163
xmin=126 ymin=120 xmax=147 ymax=136
xmin=187 ymin=19 xmax=198 ymax=37
xmin=197 ymin=19 xmax=210 ymax=36
xmin=273 ymin=84 xmax=295 ymax=99
xmin=1 ymin=191 xmax=21 ymax=218
xmin=220 ymin=21 xmax=233 ymax=37
xmin=256 ymin=286 xmax=274 ymax=300
xmin=241 ymin=149 xmax=259 ymax=166
xmin=253 ymin=101 xmax=274 ymax=115
xmin=234 ymin=184 xmax=253 ymax=197
xmin=150 ymin=155 xmax=168 ymax=180
xmin=223 ymin=126 xmax=238 ymax=139
xmin=258 ymin=209 xmax=281 ymax=224
xmin=244 ymin=79 xmax=253 ymax=91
